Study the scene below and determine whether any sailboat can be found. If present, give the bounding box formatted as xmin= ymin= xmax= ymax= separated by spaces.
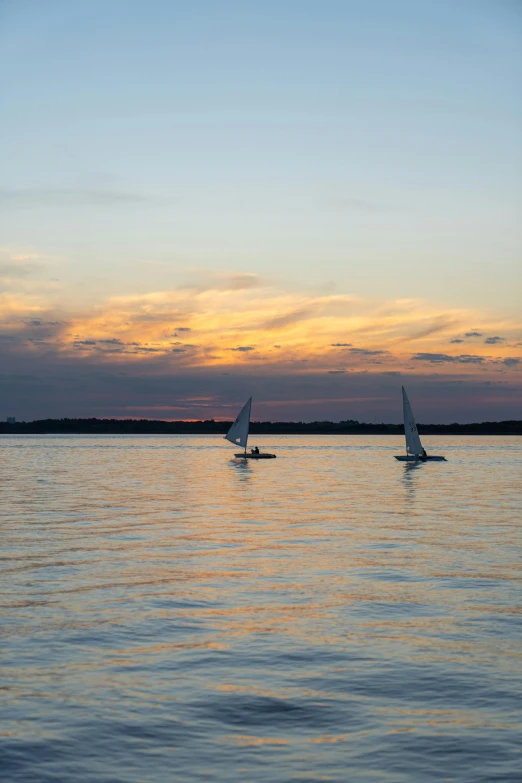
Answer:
xmin=224 ymin=397 xmax=276 ymax=459
xmin=394 ymin=386 xmax=446 ymax=462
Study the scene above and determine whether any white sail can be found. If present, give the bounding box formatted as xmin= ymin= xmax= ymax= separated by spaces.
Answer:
xmin=402 ymin=386 xmax=424 ymax=456
xmin=225 ymin=397 xmax=252 ymax=450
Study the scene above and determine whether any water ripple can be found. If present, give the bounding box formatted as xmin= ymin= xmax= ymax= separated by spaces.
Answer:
xmin=1 ymin=435 xmax=521 ymax=782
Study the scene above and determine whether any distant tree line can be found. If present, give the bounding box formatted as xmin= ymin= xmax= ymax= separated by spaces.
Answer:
xmin=0 ymin=418 xmax=521 ymax=435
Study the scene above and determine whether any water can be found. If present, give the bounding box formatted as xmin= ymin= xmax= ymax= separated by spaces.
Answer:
xmin=1 ymin=435 xmax=521 ymax=783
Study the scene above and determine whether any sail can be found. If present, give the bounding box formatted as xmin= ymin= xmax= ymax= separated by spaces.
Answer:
xmin=225 ymin=397 xmax=252 ymax=449
xmin=402 ymin=386 xmax=424 ymax=456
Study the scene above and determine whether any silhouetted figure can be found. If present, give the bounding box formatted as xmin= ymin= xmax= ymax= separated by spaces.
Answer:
xmin=419 ymin=448 xmax=428 ymax=461
xmin=251 ymin=446 xmax=260 ymax=454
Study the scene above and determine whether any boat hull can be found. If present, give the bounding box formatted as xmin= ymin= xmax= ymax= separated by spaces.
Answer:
xmin=235 ymin=453 xmax=276 ymax=459
xmin=395 ymin=455 xmax=446 ymax=461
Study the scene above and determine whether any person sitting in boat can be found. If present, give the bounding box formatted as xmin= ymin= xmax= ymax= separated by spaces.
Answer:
xmin=419 ymin=448 xmax=428 ymax=461
xmin=251 ymin=446 xmax=260 ymax=454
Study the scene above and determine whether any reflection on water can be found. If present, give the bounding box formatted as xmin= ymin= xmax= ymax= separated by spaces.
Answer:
xmin=401 ymin=460 xmax=423 ymax=499
xmin=1 ymin=435 xmax=521 ymax=783
xmin=230 ymin=457 xmax=253 ymax=480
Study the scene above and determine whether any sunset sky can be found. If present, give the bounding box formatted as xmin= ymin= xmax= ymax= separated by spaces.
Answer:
xmin=1 ymin=0 xmax=521 ymax=422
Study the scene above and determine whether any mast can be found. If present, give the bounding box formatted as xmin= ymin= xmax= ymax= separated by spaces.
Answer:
xmin=244 ymin=400 xmax=250 ymax=453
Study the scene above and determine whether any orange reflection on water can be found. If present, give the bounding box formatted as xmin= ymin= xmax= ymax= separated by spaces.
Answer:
xmin=1 ymin=434 xmax=521 ymax=779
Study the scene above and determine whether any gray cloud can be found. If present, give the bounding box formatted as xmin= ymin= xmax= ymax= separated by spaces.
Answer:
xmin=349 ymin=348 xmax=388 ymax=356
xmin=24 ymin=319 xmax=61 ymax=327
xmin=0 ymin=351 xmax=520 ymax=423
xmin=412 ymin=353 xmax=485 ymax=364
xmin=228 ymin=346 xmax=255 ymax=352
xmin=450 ymin=338 xmax=464 ymax=344
xmin=484 ymin=336 xmax=504 ymax=344
xmin=72 ymin=339 xmax=171 ymax=353
xmin=133 ymin=312 xmax=188 ymax=323
xmin=331 ymin=343 xmax=352 ymax=347
xmin=503 ymin=357 xmax=520 ymax=367
xmin=465 ymin=331 xmax=482 ymax=337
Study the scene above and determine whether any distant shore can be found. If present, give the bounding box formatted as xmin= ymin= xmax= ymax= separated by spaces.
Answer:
xmin=1 ymin=418 xmax=521 ymax=435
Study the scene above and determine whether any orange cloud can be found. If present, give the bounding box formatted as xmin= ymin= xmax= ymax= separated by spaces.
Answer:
xmin=1 ymin=275 xmax=521 ymax=378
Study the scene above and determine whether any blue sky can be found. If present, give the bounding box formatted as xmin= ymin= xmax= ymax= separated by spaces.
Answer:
xmin=0 ymin=0 xmax=521 ymax=420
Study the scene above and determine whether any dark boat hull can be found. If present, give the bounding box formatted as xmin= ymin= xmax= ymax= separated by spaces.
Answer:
xmin=235 ymin=453 xmax=276 ymax=459
xmin=395 ymin=455 xmax=446 ymax=461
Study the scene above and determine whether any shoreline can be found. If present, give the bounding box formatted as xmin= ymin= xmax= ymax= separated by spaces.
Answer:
xmin=1 ymin=419 xmax=521 ymax=436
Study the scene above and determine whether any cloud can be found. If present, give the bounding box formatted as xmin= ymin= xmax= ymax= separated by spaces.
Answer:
xmin=0 ymin=326 xmax=521 ymax=424
xmin=450 ymin=338 xmax=464 ymax=344
xmin=484 ymin=336 xmax=504 ymax=344
xmin=0 ymin=188 xmax=157 ymax=207
xmin=349 ymin=348 xmax=388 ymax=356
xmin=1 ymin=275 xmax=520 ymax=413
xmin=180 ymin=272 xmax=266 ymax=293
xmin=73 ymin=285 xmax=515 ymax=381
xmin=503 ymin=358 xmax=520 ymax=367
xmin=24 ymin=319 xmax=61 ymax=327
xmin=465 ymin=331 xmax=482 ymax=337
xmin=261 ymin=308 xmax=313 ymax=330
xmin=0 ymin=250 xmax=45 ymax=280
xmin=411 ymin=353 xmax=485 ymax=364
xmin=335 ymin=195 xmax=384 ymax=211
xmin=221 ymin=274 xmax=264 ymax=291
xmin=403 ymin=315 xmax=459 ymax=342
xmin=0 ymin=262 xmax=42 ymax=278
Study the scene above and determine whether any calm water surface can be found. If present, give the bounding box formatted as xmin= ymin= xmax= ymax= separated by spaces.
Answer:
xmin=1 ymin=435 xmax=521 ymax=782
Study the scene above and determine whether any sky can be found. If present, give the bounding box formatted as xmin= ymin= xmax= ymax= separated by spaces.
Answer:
xmin=1 ymin=0 xmax=521 ymax=422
